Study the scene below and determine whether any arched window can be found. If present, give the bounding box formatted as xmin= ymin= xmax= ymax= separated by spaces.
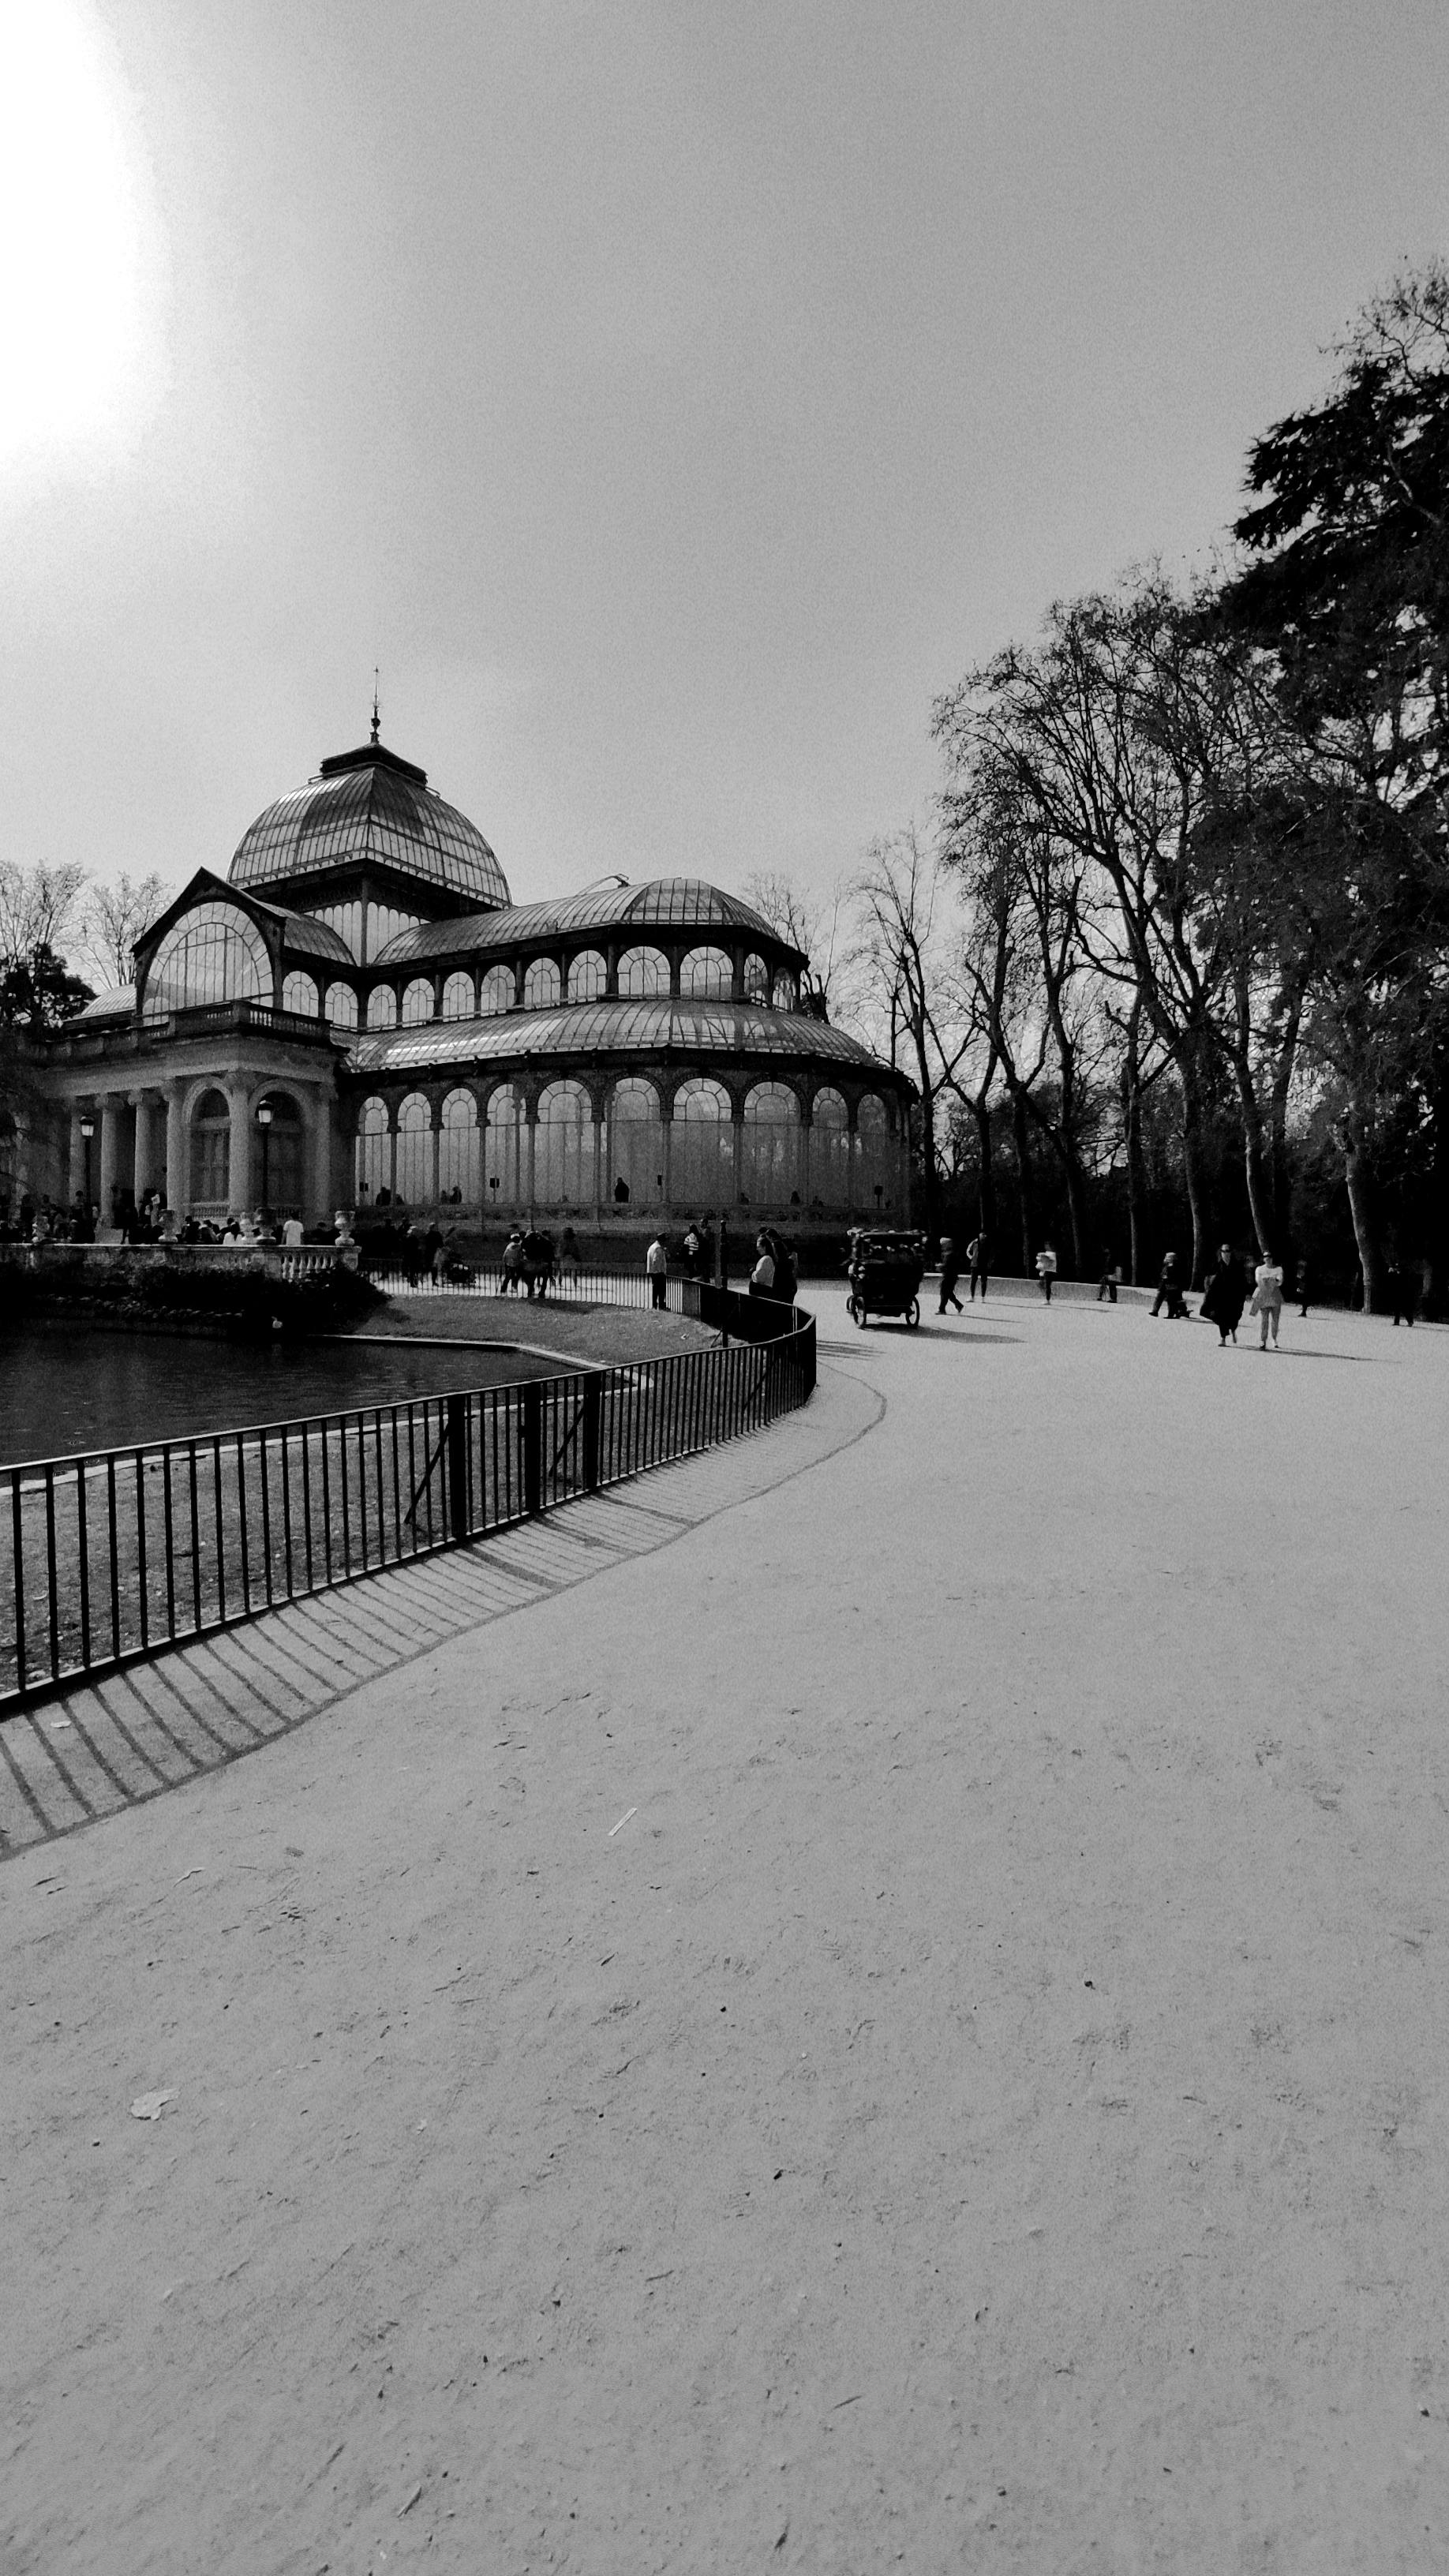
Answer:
xmin=355 ymin=1097 xmax=391 ymax=1204
xmin=534 ymin=1080 xmax=592 ymax=1204
xmin=523 ymin=957 xmax=561 ymax=1010
xmin=324 ymin=981 xmax=358 ymax=1031
xmin=442 ymin=972 xmax=475 ymax=1020
xmin=605 ymin=1077 xmax=664 ymax=1208
xmin=616 ymin=945 xmax=669 ymax=998
xmin=395 ymin=1094 xmax=432 ymax=1204
xmin=742 ymin=953 xmax=771 ymax=1005
xmin=772 ymin=968 xmax=799 ymax=1012
xmin=741 ymin=1081 xmax=799 ymax=1205
xmin=367 ymin=986 xmax=398 ymax=1031
xmin=282 ymin=971 xmax=317 ymax=1018
xmin=811 ymin=1087 xmax=851 ymax=1211
xmin=400 ymin=978 xmax=435 ymax=1027
xmin=567 ymin=949 xmax=607 ymax=1003
xmin=480 ymin=964 xmax=515 ymax=1016
xmin=189 ymin=1088 xmax=230 ymax=1208
xmin=144 ymin=901 xmax=270 ymax=1020
xmin=256 ymin=1091 xmax=305 ymax=1215
xmin=671 ymin=1077 xmax=733 ymax=1208
xmin=680 ymin=946 xmax=732 ymax=1001
xmin=439 ymin=1088 xmax=479 ymax=1203
xmin=485 ymin=1083 xmax=526 ymax=1208
xmin=856 ymin=1094 xmax=892 ymax=1210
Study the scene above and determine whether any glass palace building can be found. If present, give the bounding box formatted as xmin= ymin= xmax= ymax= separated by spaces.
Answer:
xmin=24 ymin=728 xmax=914 ymax=1238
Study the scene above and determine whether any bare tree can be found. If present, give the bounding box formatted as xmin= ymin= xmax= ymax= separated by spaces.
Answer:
xmin=850 ymin=826 xmax=977 ymax=1234
xmin=0 ymin=860 xmax=88 ymax=967
xmin=79 ymin=872 xmax=174 ymax=990
xmin=743 ymin=869 xmax=853 ymax=1020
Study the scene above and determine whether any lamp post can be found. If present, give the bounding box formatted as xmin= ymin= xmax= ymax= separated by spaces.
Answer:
xmin=256 ymin=1101 xmax=273 ymax=1217
xmin=79 ymin=1115 xmax=95 ymax=1215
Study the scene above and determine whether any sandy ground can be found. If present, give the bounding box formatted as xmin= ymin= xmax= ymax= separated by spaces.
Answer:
xmin=5 ymin=1287 xmax=1449 ymax=2574
xmin=353 ymin=1292 xmax=717 ymax=1367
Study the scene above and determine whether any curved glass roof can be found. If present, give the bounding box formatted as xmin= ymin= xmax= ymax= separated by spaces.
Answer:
xmin=350 ymin=995 xmax=891 ymax=1078
xmin=229 ymin=740 xmax=509 ymax=909
xmin=274 ymin=909 xmax=354 ymax=964
xmin=372 ymin=878 xmax=788 ymax=968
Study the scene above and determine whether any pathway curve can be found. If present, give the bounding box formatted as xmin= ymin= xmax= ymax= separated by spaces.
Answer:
xmin=4 ymin=1286 xmax=1448 ymax=2574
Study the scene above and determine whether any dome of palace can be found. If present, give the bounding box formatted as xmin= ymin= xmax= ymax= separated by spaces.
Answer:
xmin=228 ymin=738 xmax=510 ymax=911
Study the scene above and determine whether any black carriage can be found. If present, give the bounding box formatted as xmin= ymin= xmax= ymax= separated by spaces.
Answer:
xmin=845 ymin=1227 xmax=926 ymax=1329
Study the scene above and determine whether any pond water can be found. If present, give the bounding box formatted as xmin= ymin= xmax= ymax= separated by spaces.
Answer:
xmin=0 ymin=1325 xmax=557 ymax=1466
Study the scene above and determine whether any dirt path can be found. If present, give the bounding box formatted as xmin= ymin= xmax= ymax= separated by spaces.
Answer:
xmin=5 ymin=1289 xmax=1448 ymax=2572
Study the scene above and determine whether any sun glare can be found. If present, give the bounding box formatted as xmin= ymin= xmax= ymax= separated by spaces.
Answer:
xmin=0 ymin=0 xmax=157 ymax=468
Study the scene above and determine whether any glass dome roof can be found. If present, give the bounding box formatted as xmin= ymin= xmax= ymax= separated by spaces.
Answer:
xmin=228 ymin=739 xmax=510 ymax=910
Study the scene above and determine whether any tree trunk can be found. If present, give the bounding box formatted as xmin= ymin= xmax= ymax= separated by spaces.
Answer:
xmin=1011 ymin=1089 xmax=1033 ymax=1273
xmin=1121 ymin=1007 xmax=1148 ymax=1286
xmin=972 ymin=1097 xmax=997 ymax=1242
xmin=1342 ymin=1127 xmax=1380 ymax=1311
xmin=1180 ymin=1072 xmax=1209 ymax=1288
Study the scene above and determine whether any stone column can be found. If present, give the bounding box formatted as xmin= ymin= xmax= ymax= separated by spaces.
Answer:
xmin=799 ymin=1110 xmax=811 ymax=1212
xmin=430 ymin=1106 xmax=441 ymax=1207
xmin=69 ymin=1106 xmax=89 ymax=1211
xmin=131 ymin=1091 xmax=160 ymax=1203
xmin=312 ymin=1091 xmax=334 ymax=1221
xmin=226 ymin=1081 xmax=252 ymax=1215
xmin=591 ymin=1111 xmax=603 ymax=1213
xmin=98 ymin=1095 xmax=121 ymax=1222
xmin=165 ymin=1086 xmax=187 ymax=1214
xmin=524 ymin=1107 xmax=537 ymax=1215
xmin=731 ymin=1106 xmax=744 ymax=1209
xmin=661 ymin=1105 xmax=673 ymax=1210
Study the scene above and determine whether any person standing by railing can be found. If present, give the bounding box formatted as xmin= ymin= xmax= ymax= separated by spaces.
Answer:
xmin=646 ymin=1230 xmax=668 ymax=1310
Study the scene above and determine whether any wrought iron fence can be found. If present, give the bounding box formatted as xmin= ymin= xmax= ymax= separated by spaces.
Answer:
xmin=1 ymin=1296 xmax=814 ymax=1714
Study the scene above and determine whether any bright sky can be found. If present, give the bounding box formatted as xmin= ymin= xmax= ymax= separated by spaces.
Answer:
xmin=2 ymin=0 xmax=1449 ymax=916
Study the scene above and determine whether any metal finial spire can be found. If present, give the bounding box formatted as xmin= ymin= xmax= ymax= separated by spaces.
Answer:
xmin=370 ymin=670 xmax=380 ymax=745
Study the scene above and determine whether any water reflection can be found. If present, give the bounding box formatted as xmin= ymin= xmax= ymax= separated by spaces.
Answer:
xmin=0 ymin=1326 xmax=549 ymax=1465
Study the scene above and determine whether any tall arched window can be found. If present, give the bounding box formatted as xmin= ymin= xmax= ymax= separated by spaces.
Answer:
xmin=856 ymin=1094 xmax=891 ymax=1209
xmin=605 ymin=1077 xmax=664 ymax=1208
xmin=282 ymin=971 xmax=317 ymax=1017
xmin=396 ymin=1094 xmax=432 ymax=1204
xmin=680 ymin=946 xmax=732 ymax=1000
xmin=400 ymin=978 xmax=435 ymax=1026
xmin=485 ymin=1084 xmax=526 ymax=1208
xmin=368 ymin=987 xmax=398 ymax=1031
xmin=811 ymin=1087 xmax=851 ymax=1210
xmin=741 ymin=1081 xmax=799 ymax=1205
xmin=189 ymin=1088 xmax=230 ymax=1208
xmin=671 ymin=1077 xmax=733 ymax=1208
xmin=256 ymin=1091 xmax=305 ymax=1214
xmin=442 ymin=972 xmax=475 ymax=1020
xmin=439 ymin=1089 xmax=479 ymax=1202
xmin=742 ymin=953 xmax=771 ymax=1005
xmin=616 ymin=945 xmax=669 ymax=998
xmin=144 ymin=901 xmax=270 ymax=1020
xmin=523 ymin=957 xmax=561 ymax=1010
xmin=324 ymin=981 xmax=358 ymax=1030
xmin=355 ymin=1097 xmax=391 ymax=1204
xmin=534 ymin=1080 xmax=592 ymax=1204
xmin=772 ymin=968 xmax=799 ymax=1011
xmin=480 ymin=964 xmax=515 ymax=1016
xmin=567 ymin=949 xmax=607 ymax=1002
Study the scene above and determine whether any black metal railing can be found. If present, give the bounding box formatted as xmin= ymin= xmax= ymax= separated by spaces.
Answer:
xmin=0 ymin=1294 xmax=814 ymax=1713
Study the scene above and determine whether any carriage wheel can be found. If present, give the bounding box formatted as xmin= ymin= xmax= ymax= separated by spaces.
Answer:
xmin=848 ymin=1294 xmax=867 ymax=1327
xmin=906 ymin=1297 xmax=920 ymax=1329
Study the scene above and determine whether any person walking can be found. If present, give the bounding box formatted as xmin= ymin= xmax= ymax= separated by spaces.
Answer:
xmin=559 ymin=1224 xmax=581 ymax=1283
xmin=1151 ymin=1252 xmax=1188 ymax=1318
xmin=1251 ymin=1252 xmax=1286 ymax=1349
xmin=1294 ymin=1256 xmax=1310 ymax=1320
xmin=938 ymin=1234 xmax=963 ymax=1315
xmin=1200 ymin=1243 xmax=1247 ymax=1346
xmin=646 ymin=1230 xmax=668 ymax=1310
xmin=966 ymin=1231 xmax=990 ymax=1299
xmin=499 ymin=1228 xmax=525 ymax=1294
xmin=1035 ymin=1241 xmax=1058 ymax=1302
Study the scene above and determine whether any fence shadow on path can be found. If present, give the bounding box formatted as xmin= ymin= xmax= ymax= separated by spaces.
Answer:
xmin=0 ymin=1365 xmax=882 ymax=1863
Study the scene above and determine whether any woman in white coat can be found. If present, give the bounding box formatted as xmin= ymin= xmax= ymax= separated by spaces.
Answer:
xmin=1251 ymin=1253 xmax=1286 ymax=1349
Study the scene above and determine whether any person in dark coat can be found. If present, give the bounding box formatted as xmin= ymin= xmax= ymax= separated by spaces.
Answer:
xmin=938 ymin=1235 xmax=963 ymax=1314
xmin=1150 ymin=1251 xmax=1189 ymax=1318
xmin=1200 ymin=1243 xmax=1247 ymax=1345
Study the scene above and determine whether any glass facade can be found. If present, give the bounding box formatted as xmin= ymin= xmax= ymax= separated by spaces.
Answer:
xmin=400 ymin=978 xmax=435 ymax=1026
xmin=480 ymin=964 xmax=515 ymax=1016
xmin=368 ymin=987 xmax=398 ymax=1031
xmin=535 ymin=1080 xmax=592 ymax=1204
xmin=485 ymin=1084 xmax=526 ymax=1205
xmin=741 ymin=1080 xmax=800 ymax=1204
xmin=282 ymin=972 xmax=318 ymax=1017
xmin=523 ymin=957 xmax=561 ymax=1009
xmin=442 ymin=972 xmax=474 ymax=1020
xmin=605 ymin=1077 xmax=664 ymax=1208
xmin=356 ymin=1097 xmax=391 ymax=1204
xmin=680 ymin=946 xmax=732 ymax=1000
xmin=439 ymin=1088 xmax=479 ymax=1201
xmin=325 ymin=980 xmax=358 ymax=1031
xmin=743 ymin=953 xmax=771 ymax=1005
xmin=144 ymin=901 xmax=271 ymax=1020
xmin=395 ymin=1094 xmax=432 ymax=1204
xmin=567 ymin=949 xmax=607 ymax=1002
xmin=313 ymin=900 xmax=362 ymax=957
xmin=856 ymin=1095 xmax=892 ymax=1206
xmin=189 ymin=1088 xmax=230 ymax=1205
xmin=672 ymin=1077 xmax=734 ymax=1208
xmin=617 ymin=946 xmax=670 ymax=998
xmin=811 ymin=1087 xmax=852 ymax=1209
